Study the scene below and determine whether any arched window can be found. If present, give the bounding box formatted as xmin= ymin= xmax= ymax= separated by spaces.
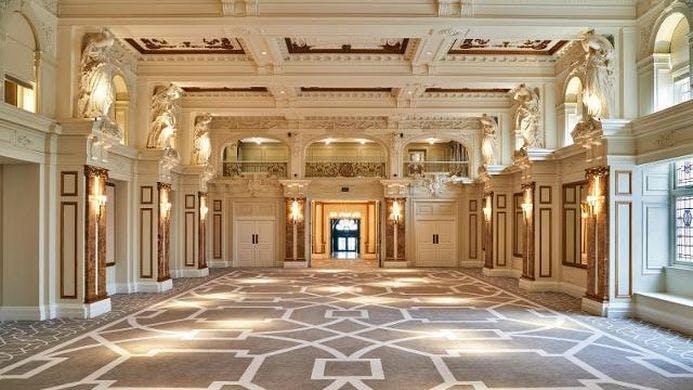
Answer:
xmin=403 ymin=139 xmax=469 ymax=178
xmin=2 ymin=12 xmax=37 ymax=113
xmin=305 ymin=138 xmax=387 ymax=178
xmin=111 ymin=75 xmax=129 ymax=144
xmin=564 ymin=77 xmax=584 ymax=146
xmin=653 ymin=13 xmax=690 ymax=110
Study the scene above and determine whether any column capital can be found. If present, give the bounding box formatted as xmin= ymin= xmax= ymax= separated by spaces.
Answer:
xmin=278 ymin=179 xmax=311 ymax=198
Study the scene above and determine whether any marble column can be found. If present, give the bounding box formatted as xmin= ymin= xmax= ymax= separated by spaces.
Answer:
xmin=385 ymin=198 xmax=406 ymax=262
xmin=482 ymin=193 xmax=494 ymax=269
xmin=157 ymin=182 xmax=172 ymax=282
xmin=521 ymin=183 xmax=536 ymax=280
xmin=285 ymin=197 xmax=306 ymax=262
xmin=198 ymin=192 xmax=208 ymax=269
xmin=584 ymin=167 xmax=610 ymax=302
xmin=84 ymin=165 xmax=109 ymax=304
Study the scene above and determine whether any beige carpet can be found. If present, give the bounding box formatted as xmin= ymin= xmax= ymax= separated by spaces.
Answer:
xmin=1 ymin=269 xmax=692 ymax=389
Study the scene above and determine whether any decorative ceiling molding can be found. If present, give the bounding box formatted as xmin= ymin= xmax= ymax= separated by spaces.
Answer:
xmin=299 ymin=116 xmax=389 ymax=130
xmin=124 ymin=37 xmax=245 ymax=54
xmin=300 ymin=87 xmax=392 ymax=93
xmin=425 ymin=88 xmax=510 ymax=93
xmin=183 ymin=87 xmax=268 ymax=93
xmin=437 ymin=0 xmax=474 ymax=17
xmin=448 ymin=39 xmax=569 ymax=56
xmin=220 ymin=0 xmax=258 ymax=16
xmin=398 ymin=116 xmax=481 ymax=130
xmin=285 ymin=38 xmax=410 ymax=55
xmin=210 ymin=116 xmax=289 ymax=130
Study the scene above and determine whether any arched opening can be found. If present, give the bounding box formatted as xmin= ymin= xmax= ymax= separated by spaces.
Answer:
xmin=222 ymin=137 xmax=289 ymax=178
xmin=305 ymin=138 xmax=387 ymax=178
xmin=403 ymin=138 xmax=469 ymax=178
xmin=2 ymin=12 xmax=37 ymax=113
xmin=564 ymin=77 xmax=584 ymax=146
xmin=111 ymin=75 xmax=129 ymax=145
xmin=653 ymin=13 xmax=690 ymax=110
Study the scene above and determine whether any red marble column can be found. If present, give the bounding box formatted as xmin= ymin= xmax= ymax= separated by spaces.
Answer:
xmin=521 ymin=183 xmax=535 ymax=280
xmin=483 ymin=193 xmax=494 ymax=269
xmin=285 ymin=198 xmax=306 ymax=262
xmin=198 ymin=192 xmax=208 ymax=269
xmin=157 ymin=182 xmax=172 ymax=282
xmin=385 ymin=198 xmax=406 ymax=261
xmin=584 ymin=167 xmax=610 ymax=302
xmin=84 ymin=165 xmax=109 ymax=303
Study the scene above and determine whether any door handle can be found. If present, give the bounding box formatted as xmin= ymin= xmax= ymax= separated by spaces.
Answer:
xmin=255 ymin=234 xmax=259 ymax=244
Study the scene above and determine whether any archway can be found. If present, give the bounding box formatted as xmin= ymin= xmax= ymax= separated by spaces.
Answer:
xmin=564 ymin=76 xmax=584 ymax=146
xmin=653 ymin=12 xmax=690 ymax=110
xmin=111 ymin=75 xmax=130 ymax=145
xmin=403 ymin=138 xmax=469 ymax=178
xmin=221 ymin=137 xmax=290 ymax=178
xmin=2 ymin=12 xmax=38 ymax=113
xmin=304 ymin=137 xmax=387 ymax=178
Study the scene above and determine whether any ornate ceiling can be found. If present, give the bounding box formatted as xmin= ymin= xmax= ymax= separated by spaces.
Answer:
xmin=124 ymin=37 xmax=245 ymax=54
xmin=448 ymin=39 xmax=569 ymax=55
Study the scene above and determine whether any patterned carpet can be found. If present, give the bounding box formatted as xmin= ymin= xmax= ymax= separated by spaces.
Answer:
xmin=0 ymin=269 xmax=692 ymax=389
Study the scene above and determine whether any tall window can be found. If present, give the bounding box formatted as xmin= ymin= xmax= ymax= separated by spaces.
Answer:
xmin=653 ymin=13 xmax=690 ymax=111
xmin=674 ymin=159 xmax=693 ymax=265
xmin=3 ymin=12 xmax=38 ymax=113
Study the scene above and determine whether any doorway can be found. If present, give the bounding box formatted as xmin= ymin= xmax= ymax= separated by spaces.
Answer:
xmin=331 ymin=218 xmax=360 ymax=259
xmin=311 ymin=200 xmax=380 ymax=269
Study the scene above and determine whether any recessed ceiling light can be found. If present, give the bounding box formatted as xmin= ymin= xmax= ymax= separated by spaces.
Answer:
xmin=280 ymin=90 xmax=286 ymax=94
xmin=428 ymin=138 xmax=436 ymax=145
xmin=408 ymin=91 xmax=413 ymax=94
xmin=261 ymin=51 xmax=267 ymax=55
xmin=426 ymin=51 xmax=433 ymax=55
xmin=360 ymin=139 xmax=367 ymax=145
xmin=324 ymin=139 xmax=332 ymax=145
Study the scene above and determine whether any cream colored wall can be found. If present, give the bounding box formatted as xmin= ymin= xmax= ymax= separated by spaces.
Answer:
xmin=237 ymin=143 xmax=289 ymax=161
xmin=670 ymin=18 xmax=690 ymax=72
xmin=1 ymin=163 xmax=40 ymax=307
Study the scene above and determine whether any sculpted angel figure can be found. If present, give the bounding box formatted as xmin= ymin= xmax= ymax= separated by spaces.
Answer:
xmin=479 ymin=114 xmax=498 ymax=166
xmin=511 ymin=83 xmax=542 ymax=149
xmin=577 ymin=29 xmax=614 ymax=119
xmin=192 ymin=114 xmax=213 ymax=165
xmin=77 ymin=30 xmax=120 ymax=136
xmin=146 ymin=84 xmax=184 ymax=151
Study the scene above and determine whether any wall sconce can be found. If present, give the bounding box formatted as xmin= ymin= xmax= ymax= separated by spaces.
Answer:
xmin=289 ymin=199 xmax=303 ymax=224
xmin=389 ymin=199 xmax=402 ymax=224
xmin=482 ymin=196 xmax=492 ymax=222
xmin=200 ymin=204 xmax=209 ymax=220
xmin=89 ymin=176 xmax=107 ymax=217
xmin=583 ymin=174 xmax=605 ymax=218
xmin=161 ymin=201 xmax=172 ymax=217
xmin=521 ymin=190 xmax=533 ymax=220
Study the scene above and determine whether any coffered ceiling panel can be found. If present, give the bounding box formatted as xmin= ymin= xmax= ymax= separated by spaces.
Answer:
xmin=285 ymin=38 xmax=410 ymax=54
xmin=448 ymin=39 xmax=569 ymax=55
xmin=124 ymin=37 xmax=245 ymax=54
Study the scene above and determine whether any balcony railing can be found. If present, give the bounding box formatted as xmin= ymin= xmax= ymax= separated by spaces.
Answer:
xmin=223 ymin=161 xmax=288 ymax=178
xmin=305 ymin=161 xmax=386 ymax=178
xmin=403 ymin=161 xmax=470 ymax=178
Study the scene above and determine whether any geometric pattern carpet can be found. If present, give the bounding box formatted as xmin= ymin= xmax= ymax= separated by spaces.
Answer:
xmin=1 ymin=269 xmax=692 ymax=389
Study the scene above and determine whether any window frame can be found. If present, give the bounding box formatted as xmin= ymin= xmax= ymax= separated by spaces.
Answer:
xmin=671 ymin=159 xmax=693 ymax=267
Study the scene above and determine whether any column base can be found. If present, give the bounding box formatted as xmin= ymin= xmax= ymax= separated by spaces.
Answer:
xmin=284 ymin=260 xmax=308 ymax=268
xmin=171 ymin=267 xmax=210 ymax=278
xmin=137 ymin=279 xmax=173 ymax=293
xmin=483 ymin=267 xmax=521 ymax=278
xmin=209 ymin=260 xmax=233 ymax=268
xmin=54 ymin=298 xmax=111 ymax=319
xmin=582 ymin=297 xmax=631 ymax=318
xmin=383 ymin=261 xmax=408 ymax=268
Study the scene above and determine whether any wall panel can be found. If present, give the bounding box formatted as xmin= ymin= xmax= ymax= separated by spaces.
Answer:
xmin=60 ymin=202 xmax=78 ymax=299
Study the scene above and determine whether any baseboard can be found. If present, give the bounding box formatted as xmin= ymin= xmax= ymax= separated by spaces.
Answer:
xmin=284 ymin=261 xmax=308 ymax=269
xmin=580 ymin=297 xmax=631 ymax=317
xmin=172 ymin=268 xmax=210 ymax=278
xmin=53 ymin=299 xmax=112 ymax=319
xmin=209 ymin=260 xmax=233 ymax=268
xmin=136 ymin=279 xmax=173 ymax=293
xmin=459 ymin=260 xmax=484 ymax=268
xmin=115 ymin=282 xmax=137 ymax=294
xmin=482 ymin=267 xmax=521 ymax=278
xmin=558 ymin=282 xmax=587 ymax=298
xmin=383 ymin=261 xmax=408 ymax=268
xmin=0 ymin=305 xmax=52 ymax=321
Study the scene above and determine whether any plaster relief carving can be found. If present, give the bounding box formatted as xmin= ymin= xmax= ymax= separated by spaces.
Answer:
xmin=479 ymin=114 xmax=498 ymax=166
xmin=146 ymin=84 xmax=184 ymax=154
xmin=299 ymin=116 xmax=388 ymax=130
xmin=210 ymin=116 xmax=288 ymax=130
xmin=574 ymin=29 xmax=614 ymax=119
xmin=192 ymin=114 xmax=213 ymax=166
xmin=77 ymin=31 xmax=123 ymax=140
xmin=398 ymin=116 xmax=479 ymax=130
xmin=510 ymin=83 xmax=542 ymax=150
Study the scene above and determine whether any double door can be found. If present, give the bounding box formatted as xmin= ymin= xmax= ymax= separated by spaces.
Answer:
xmin=234 ymin=220 xmax=275 ymax=267
xmin=416 ymin=220 xmax=456 ymax=267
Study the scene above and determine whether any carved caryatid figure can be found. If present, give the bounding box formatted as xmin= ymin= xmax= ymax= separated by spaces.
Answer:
xmin=77 ymin=31 xmax=120 ymax=135
xmin=192 ymin=114 xmax=212 ymax=165
xmin=576 ymin=29 xmax=614 ymax=119
xmin=146 ymin=84 xmax=184 ymax=151
xmin=511 ymin=83 xmax=542 ymax=150
xmin=479 ymin=114 xmax=498 ymax=166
